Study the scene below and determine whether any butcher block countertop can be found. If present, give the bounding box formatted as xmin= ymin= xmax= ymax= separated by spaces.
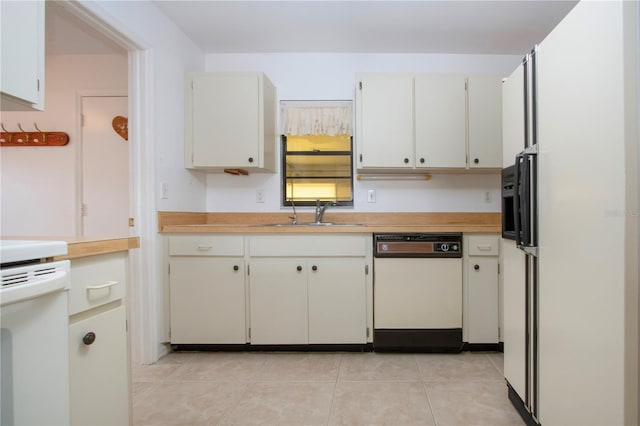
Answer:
xmin=1 ymin=236 xmax=140 ymax=260
xmin=159 ymin=212 xmax=501 ymax=234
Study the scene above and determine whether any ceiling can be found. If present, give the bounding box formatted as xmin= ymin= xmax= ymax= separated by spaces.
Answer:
xmin=45 ymin=1 xmax=126 ymax=55
xmin=152 ymin=0 xmax=579 ymax=55
xmin=45 ymin=0 xmax=578 ymax=56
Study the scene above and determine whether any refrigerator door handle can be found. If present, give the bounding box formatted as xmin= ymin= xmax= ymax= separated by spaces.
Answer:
xmin=514 ymin=153 xmax=523 ymax=247
xmin=515 ymin=147 xmax=539 ymax=257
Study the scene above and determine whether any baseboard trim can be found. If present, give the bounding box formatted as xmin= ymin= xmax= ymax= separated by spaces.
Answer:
xmin=171 ymin=343 xmax=373 ymax=352
xmin=507 ymin=381 xmax=540 ymax=426
xmin=462 ymin=342 xmax=501 ymax=351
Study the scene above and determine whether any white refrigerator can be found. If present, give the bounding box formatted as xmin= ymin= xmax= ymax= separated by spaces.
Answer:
xmin=501 ymin=1 xmax=639 ymax=425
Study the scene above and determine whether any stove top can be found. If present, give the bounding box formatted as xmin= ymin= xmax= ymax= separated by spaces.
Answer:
xmin=0 ymin=240 xmax=68 ymax=264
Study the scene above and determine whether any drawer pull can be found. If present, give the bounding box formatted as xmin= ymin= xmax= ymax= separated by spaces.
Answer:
xmin=83 ymin=332 xmax=96 ymax=345
xmin=476 ymin=245 xmax=493 ymax=251
xmin=197 ymin=245 xmax=213 ymax=251
xmin=86 ymin=280 xmax=118 ymax=291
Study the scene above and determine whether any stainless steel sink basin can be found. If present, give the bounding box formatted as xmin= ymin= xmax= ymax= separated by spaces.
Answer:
xmin=251 ymin=223 xmax=364 ymax=227
xmin=303 ymin=223 xmax=364 ymax=227
xmin=252 ymin=223 xmax=299 ymax=227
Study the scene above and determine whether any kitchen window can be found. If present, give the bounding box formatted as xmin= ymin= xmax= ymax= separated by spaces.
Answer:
xmin=280 ymin=101 xmax=353 ymax=207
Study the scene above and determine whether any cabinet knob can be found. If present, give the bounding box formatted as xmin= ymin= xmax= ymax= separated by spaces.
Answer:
xmin=474 ymin=264 xmax=480 ymax=271
xmin=82 ymin=332 xmax=96 ymax=346
xmin=419 ymin=158 xmax=425 ymax=164
xmin=296 ymin=265 xmax=302 ymax=272
xmin=474 ymin=158 xmax=479 ymax=164
xmin=403 ymin=158 xmax=410 ymax=164
xmin=233 ymin=265 xmax=239 ymax=271
xmin=312 ymin=265 xmax=318 ymax=271
xmin=248 ymin=157 xmax=254 ymax=163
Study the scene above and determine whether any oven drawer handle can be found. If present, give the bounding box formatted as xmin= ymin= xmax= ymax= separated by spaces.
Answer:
xmin=476 ymin=245 xmax=493 ymax=251
xmin=86 ymin=280 xmax=118 ymax=291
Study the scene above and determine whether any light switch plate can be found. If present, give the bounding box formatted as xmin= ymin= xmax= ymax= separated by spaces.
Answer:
xmin=256 ymin=189 xmax=265 ymax=203
xmin=367 ymin=189 xmax=376 ymax=203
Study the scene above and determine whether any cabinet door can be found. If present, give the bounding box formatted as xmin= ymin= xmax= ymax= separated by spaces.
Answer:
xmin=69 ymin=305 xmax=129 ymax=426
xmin=169 ymin=257 xmax=246 ymax=344
xmin=191 ymin=73 xmax=260 ymax=168
xmin=356 ymin=74 xmax=414 ymax=168
xmin=0 ymin=0 xmax=44 ymax=110
xmin=414 ymin=74 xmax=466 ymax=168
xmin=468 ymin=75 xmax=503 ymax=168
xmin=308 ymin=259 xmax=367 ymax=344
xmin=249 ymin=259 xmax=308 ymax=344
xmin=466 ymin=257 xmax=499 ymax=343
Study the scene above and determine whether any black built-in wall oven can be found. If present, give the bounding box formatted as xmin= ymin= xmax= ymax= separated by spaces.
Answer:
xmin=502 ymin=165 xmax=516 ymax=240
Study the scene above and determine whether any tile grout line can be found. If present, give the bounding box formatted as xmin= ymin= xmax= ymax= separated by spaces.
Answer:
xmin=415 ymin=354 xmax=439 ymax=426
xmin=326 ymin=353 xmax=343 ymax=426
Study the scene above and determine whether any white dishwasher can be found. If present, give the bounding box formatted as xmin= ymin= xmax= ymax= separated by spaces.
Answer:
xmin=373 ymin=233 xmax=463 ymax=352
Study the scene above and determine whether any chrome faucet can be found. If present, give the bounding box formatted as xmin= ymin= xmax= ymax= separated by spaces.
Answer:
xmin=288 ymin=199 xmax=297 ymax=225
xmin=314 ymin=199 xmax=335 ymax=224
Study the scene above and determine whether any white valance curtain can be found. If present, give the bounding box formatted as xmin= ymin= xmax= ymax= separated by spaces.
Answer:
xmin=280 ymin=100 xmax=352 ymax=136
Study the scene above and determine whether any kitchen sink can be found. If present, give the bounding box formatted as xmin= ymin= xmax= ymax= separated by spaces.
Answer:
xmin=251 ymin=223 xmax=364 ymax=227
xmin=303 ymin=223 xmax=364 ymax=227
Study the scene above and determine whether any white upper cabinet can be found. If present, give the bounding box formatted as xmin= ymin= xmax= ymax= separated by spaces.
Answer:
xmin=467 ymin=75 xmax=503 ymax=169
xmin=1 ymin=0 xmax=45 ymax=111
xmin=415 ymin=74 xmax=467 ymax=168
xmin=185 ymin=72 xmax=277 ymax=172
xmin=356 ymin=73 xmax=502 ymax=171
xmin=355 ymin=73 xmax=414 ymax=169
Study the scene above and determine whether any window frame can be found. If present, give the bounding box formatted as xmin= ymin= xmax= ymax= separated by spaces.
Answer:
xmin=281 ymin=135 xmax=354 ymax=208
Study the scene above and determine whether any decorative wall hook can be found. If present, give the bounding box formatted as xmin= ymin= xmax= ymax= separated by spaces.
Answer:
xmin=0 ymin=122 xmax=69 ymax=147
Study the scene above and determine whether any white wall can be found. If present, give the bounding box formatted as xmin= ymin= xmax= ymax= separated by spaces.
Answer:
xmin=204 ymin=53 xmax=521 ymax=212
xmin=92 ymin=0 xmax=208 ymax=214
xmin=1 ymin=54 xmax=127 ymax=236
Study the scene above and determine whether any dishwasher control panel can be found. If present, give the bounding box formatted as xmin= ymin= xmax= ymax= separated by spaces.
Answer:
xmin=374 ymin=233 xmax=462 ymax=258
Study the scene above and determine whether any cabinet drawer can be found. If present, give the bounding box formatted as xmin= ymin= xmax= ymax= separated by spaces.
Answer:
xmin=169 ymin=235 xmax=244 ymax=256
xmin=249 ymin=235 xmax=367 ymax=257
xmin=69 ymin=252 xmax=126 ymax=316
xmin=467 ymin=235 xmax=500 ymax=256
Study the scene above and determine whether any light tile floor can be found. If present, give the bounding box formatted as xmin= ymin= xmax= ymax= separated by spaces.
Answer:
xmin=132 ymin=351 xmax=524 ymax=426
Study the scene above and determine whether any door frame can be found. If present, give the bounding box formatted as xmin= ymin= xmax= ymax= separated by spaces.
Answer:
xmin=62 ymin=0 xmax=159 ymax=365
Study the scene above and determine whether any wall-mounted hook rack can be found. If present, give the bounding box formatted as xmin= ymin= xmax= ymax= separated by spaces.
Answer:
xmin=0 ymin=122 xmax=69 ymax=146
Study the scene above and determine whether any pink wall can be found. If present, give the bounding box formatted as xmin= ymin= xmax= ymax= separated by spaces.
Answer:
xmin=1 ymin=54 xmax=127 ymax=236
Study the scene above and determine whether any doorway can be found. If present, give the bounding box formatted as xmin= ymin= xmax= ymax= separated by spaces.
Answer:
xmin=80 ymin=95 xmax=129 ymax=237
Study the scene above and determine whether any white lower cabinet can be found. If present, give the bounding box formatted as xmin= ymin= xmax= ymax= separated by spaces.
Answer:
xmin=68 ymin=251 xmax=130 ymax=426
xmin=308 ymin=259 xmax=367 ymax=344
xmin=463 ymin=234 xmax=500 ymax=345
xmin=166 ymin=233 xmax=372 ymax=347
xmin=69 ymin=306 xmax=129 ymax=426
xmin=169 ymin=257 xmax=246 ymax=344
xmin=249 ymin=257 xmax=367 ymax=345
xmin=168 ymin=235 xmax=246 ymax=344
xmin=249 ymin=259 xmax=309 ymax=345
xmin=248 ymin=234 xmax=371 ymax=346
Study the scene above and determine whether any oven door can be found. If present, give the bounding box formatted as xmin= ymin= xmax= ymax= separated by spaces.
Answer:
xmin=1 ymin=260 xmax=70 ymax=425
xmin=502 ymin=165 xmax=517 ymax=240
